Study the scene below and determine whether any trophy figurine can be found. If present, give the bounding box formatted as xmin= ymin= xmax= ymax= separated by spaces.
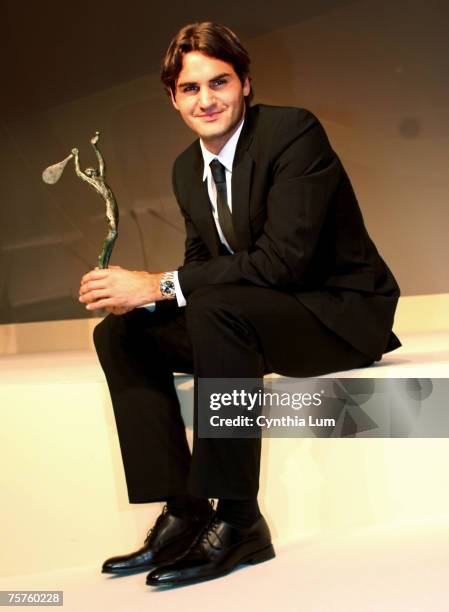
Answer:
xmin=42 ymin=131 xmax=119 ymax=269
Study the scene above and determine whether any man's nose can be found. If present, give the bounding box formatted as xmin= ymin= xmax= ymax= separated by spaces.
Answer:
xmin=198 ymin=87 xmax=215 ymax=109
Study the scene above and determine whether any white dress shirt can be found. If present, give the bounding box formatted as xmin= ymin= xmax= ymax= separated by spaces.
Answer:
xmin=172 ymin=116 xmax=245 ymax=308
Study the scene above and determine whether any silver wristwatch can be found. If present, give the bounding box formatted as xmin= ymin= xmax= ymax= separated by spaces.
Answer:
xmin=160 ymin=271 xmax=176 ymax=300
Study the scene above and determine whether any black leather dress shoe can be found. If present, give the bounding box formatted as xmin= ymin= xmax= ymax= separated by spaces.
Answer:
xmin=102 ymin=504 xmax=214 ymax=575
xmin=145 ymin=514 xmax=275 ymax=587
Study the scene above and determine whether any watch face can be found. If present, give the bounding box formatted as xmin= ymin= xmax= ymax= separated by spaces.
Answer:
xmin=161 ymin=279 xmax=176 ymax=297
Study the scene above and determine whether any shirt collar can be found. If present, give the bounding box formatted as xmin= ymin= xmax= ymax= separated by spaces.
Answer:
xmin=200 ymin=116 xmax=245 ymax=181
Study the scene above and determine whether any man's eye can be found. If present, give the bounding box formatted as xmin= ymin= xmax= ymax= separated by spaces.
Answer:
xmin=212 ymin=79 xmax=227 ymax=87
xmin=182 ymin=85 xmax=198 ymax=93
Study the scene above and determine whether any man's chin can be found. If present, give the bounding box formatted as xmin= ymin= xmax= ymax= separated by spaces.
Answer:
xmin=196 ymin=121 xmax=235 ymax=141
xmin=199 ymin=126 xmax=225 ymax=138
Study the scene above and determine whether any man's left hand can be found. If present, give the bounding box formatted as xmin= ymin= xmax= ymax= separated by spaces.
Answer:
xmin=79 ymin=266 xmax=164 ymax=311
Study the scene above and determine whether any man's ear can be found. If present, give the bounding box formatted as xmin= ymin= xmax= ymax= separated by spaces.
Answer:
xmin=169 ymin=88 xmax=179 ymax=111
xmin=242 ymin=76 xmax=251 ymax=97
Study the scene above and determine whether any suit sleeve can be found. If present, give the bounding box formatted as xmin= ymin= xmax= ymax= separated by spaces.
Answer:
xmin=178 ymin=110 xmax=340 ymax=297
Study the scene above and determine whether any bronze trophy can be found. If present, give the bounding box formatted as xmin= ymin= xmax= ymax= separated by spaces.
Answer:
xmin=42 ymin=131 xmax=119 ymax=269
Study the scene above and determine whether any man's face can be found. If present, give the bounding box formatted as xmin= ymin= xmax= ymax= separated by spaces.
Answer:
xmin=170 ymin=51 xmax=250 ymax=152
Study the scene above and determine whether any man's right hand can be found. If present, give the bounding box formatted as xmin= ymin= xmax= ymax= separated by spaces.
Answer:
xmin=79 ymin=264 xmax=164 ymax=312
xmin=105 ymin=305 xmax=134 ymax=315
xmin=81 ymin=266 xmax=136 ymax=316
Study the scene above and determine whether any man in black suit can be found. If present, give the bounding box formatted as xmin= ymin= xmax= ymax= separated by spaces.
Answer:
xmin=79 ymin=22 xmax=401 ymax=587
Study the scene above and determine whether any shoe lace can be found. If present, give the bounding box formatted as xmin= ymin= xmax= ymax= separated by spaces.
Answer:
xmin=144 ymin=504 xmax=169 ymax=544
xmin=143 ymin=499 xmax=216 ymax=546
xmin=198 ymin=516 xmax=223 ymax=551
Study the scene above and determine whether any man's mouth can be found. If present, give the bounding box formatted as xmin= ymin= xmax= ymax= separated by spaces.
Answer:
xmin=197 ymin=111 xmax=223 ymax=121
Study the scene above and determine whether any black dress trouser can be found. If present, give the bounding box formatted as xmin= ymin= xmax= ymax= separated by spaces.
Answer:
xmin=93 ymin=283 xmax=372 ymax=503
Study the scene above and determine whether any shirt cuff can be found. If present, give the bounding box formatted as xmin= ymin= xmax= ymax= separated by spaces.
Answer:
xmin=173 ymin=270 xmax=186 ymax=307
xmin=138 ymin=302 xmax=156 ymax=311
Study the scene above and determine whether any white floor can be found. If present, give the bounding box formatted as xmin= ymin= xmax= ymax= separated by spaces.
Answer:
xmin=1 ymin=513 xmax=449 ymax=612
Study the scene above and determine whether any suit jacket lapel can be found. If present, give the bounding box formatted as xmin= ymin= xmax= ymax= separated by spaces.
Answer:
xmin=232 ymin=150 xmax=254 ymax=251
xmin=190 ymin=146 xmax=221 ymax=256
xmin=231 ymin=108 xmax=256 ymax=251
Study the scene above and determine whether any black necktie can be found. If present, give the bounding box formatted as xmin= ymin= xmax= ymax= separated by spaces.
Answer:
xmin=209 ymin=159 xmax=238 ymax=252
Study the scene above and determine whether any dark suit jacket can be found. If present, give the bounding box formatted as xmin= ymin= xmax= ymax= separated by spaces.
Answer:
xmin=172 ymin=104 xmax=401 ymax=362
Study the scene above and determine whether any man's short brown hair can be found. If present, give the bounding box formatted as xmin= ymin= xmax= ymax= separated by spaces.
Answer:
xmin=161 ymin=22 xmax=253 ymax=106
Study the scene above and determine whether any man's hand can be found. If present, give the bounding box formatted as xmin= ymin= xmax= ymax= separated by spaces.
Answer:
xmin=79 ymin=265 xmax=164 ymax=312
xmin=105 ymin=305 xmax=134 ymax=315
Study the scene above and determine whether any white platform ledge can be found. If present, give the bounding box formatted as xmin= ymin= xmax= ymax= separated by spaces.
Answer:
xmin=1 ymin=293 xmax=449 ymax=587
